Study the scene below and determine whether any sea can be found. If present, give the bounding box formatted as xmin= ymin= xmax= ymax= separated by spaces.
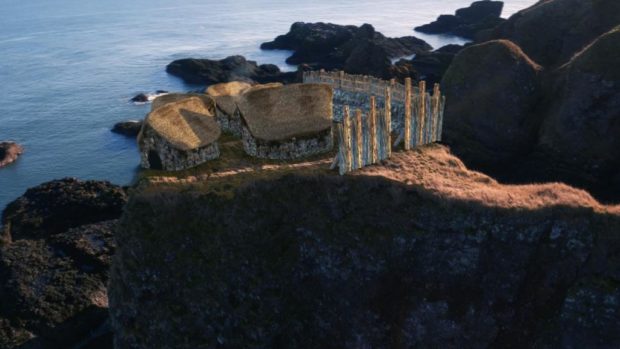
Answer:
xmin=0 ymin=0 xmax=538 ymax=211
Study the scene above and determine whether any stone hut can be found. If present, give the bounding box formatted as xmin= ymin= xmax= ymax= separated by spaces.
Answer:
xmin=206 ymin=82 xmax=282 ymax=136
xmin=236 ymin=83 xmax=333 ymax=159
xmin=138 ymin=96 xmax=221 ymax=171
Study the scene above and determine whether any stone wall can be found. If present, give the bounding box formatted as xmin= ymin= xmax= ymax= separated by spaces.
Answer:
xmin=139 ymin=128 xmax=220 ymax=171
xmin=241 ymin=126 xmax=333 ymax=160
xmin=214 ymin=107 xmax=243 ymax=137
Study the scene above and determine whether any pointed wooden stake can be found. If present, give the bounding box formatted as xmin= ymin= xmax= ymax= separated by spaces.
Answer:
xmin=369 ymin=96 xmax=378 ymax=164
xmin=418 ymin=80 xmax=426 ymax=145
xmin=404 ymin=77 xmax=412 ymax=150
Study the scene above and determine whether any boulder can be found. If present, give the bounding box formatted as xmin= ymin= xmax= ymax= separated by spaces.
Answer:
xmin=111 ymin=120 xmax=143 ymax=137
xmin=262 ymin=22 xmax=432 ymax=78
xmin=537 ymin=26 xmax=620 ymax=189
xmin=441 ymin=40 xmax=543 ymax=164
xmin=415 ymin=1 xmax=505 ymax=39
xmin=485 ymin=0 xmax=620 ymax=67
xmin=166 ymin=55 xmax=297 ymax=85
xmin=1 ymin=178 xmax=127 ymax=241
xmin=0 ymin=142 xmax=23 ymax=168
xmin=0 ymin=220 xmax=116 ymax=348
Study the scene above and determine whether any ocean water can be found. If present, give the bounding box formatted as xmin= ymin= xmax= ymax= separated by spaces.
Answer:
xmin=0 ymin=0 xmax=537 ymax=211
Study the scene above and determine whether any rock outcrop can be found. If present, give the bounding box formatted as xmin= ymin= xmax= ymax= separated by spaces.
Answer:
xmin=110 ymin=146 xmax=620 ymax=348
xmin=415 ymin=1 xmax=505 ymax=39
xmin=441 ymin=40 xmax=543 ymax=164
xmin=394 ymin=44 xmax=465 ymax=85
xmin=441 ymin=17 xmax=620 ymax=201
xmin=0 ymin=142 xmax=23 ymax=168
xmin=2 ymin=178 xmax=127 ymax=241
xmin=536 ymin=26 xmax=620 ymax=196
xmin=483 ymin=0 xmax=620 ymax=67
xmin=166 ymin=55 xmax=297 ymax=85
xmin=262 ymin=22 xmax=432 ymax=79
xmin=0 ymin=178 xmax=126 ymax=349
xmin=111 ymin=120 xmax=143 ymax=137
xmin=0 ymin=221 xmax=116 ymax=349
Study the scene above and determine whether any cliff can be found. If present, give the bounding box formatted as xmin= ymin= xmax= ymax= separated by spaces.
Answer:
xmin=109 ymin=145 xmax=620 ymax=348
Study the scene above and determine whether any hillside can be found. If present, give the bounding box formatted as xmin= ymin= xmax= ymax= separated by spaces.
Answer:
xmin=110 ymin=145 xmax=620 ymax=348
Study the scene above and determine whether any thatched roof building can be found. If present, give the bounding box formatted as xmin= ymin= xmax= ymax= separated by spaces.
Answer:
xmin=205 ymin=82 xmax=283 ymax=136
xmin=138 ymin=96 xmax=221 ymax=171
xmin=236 ymin=83 xmax=333 ymax=159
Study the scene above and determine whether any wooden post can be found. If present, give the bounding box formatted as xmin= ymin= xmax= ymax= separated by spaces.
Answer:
xmin=343 ymin=106 xmax=353 ymax=172
xmin=339 ymin=70 xmax=345 ymax=89
xmin=355 ymin=109 xmax=363 ymax=169
xmin=431 ymin=83 xmax=440 ymax=142
xmin=385 ymin=87 xmax=392 ymax=158
xmin=335 ymin=121 xmax=345 ymax=174
xmin=418 ymin=80 xmax=426 ymax=145
xmin=369 ymin=96 xmax=377 ymax=164
xmin=404 ymin=77 xmax=412 ymax=150
xmin=438 ymin=95 xmax=446 ymax=141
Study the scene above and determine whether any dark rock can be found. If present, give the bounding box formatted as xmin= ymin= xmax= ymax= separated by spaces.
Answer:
xmin=415 ymin=1 xmax=505 ymax=39
xmin=130 ymin=93 xmax=148 ymax=103
xmin=111 ymin=120 xmax=143 ymax=137
xmin=166 ymin=55 xmax=298 ymax=85
xmin=0 ymin=142 xmax=23 ymax=168
xmin=485 ymin=0 xmax=620 ymax=67
xmin=261 ymin=22 xmax=432 ymax=78
xmin=155 ymin=90 xmax=168 ymax=94
xmin=109 ymin=174 xmax=620 ymax=348
xmin=0 ymin=220 xmax=116 ymax=349
xmin=534 ymin=26 xmax=620 ymax=198
xmin=2 ymin=178 xmax=127 ymax=241
xmin=395 ymin=44 xmax=465 ymax=85
xmin=441 ymin=40 xmax=543 ymax=164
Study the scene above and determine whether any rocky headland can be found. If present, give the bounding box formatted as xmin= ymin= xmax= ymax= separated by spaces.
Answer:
xmin=110 ymin=145 xmax=620 ymax=348
xmin=415 ymin=0 xmax=505 ymax=40
xmin=261 ymin=22 xmax=432 ymax=79
xmin=1 ymin=0 xmax=619 ymax=348
xmin=166 ymin=55 xmax=299 ymax=85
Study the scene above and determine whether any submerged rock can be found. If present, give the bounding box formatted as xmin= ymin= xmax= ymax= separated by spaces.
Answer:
xmin=415 ymin=1 xmax=505 ymax=39
xmin=130 ymin=93 xmax=148 ymax=103
xmin=166 ymin=55 xmax=297 ymax=85
xmin=0 ymin=142 xmax=23 ymax=168
xmin=1 ymin=178 xmax=127 ymax=241
xmin=111 ymin=120 xmax=143 ymax=137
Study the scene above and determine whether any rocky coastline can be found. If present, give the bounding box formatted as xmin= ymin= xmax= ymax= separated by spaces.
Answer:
xmin=3 ymin=0 xmax=620 ymax=348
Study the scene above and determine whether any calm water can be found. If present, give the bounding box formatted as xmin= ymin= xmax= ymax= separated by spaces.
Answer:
xmin=0 ymin=0 xmax=536 ymax=210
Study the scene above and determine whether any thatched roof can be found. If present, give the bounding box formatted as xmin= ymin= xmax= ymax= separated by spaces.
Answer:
xmin=140 ymin=97 xmax=221 ymax=150
xmin=206 ymin=82 xmax=284 ymax=116
xmin=151 ymin=93 xmax=215 ymax=111
xmin=237 ymin=83 xmax=333 ymax=141
xmin=205 ymin=81 xmax=252 ymax=97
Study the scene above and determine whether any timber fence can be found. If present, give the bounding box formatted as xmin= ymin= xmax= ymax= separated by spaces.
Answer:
xmin=304 ymin=71 xmax=445 ymax=175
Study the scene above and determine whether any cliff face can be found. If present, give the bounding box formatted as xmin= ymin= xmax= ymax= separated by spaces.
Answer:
xmin=110 ymin=146 xmax=620 ymax=348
